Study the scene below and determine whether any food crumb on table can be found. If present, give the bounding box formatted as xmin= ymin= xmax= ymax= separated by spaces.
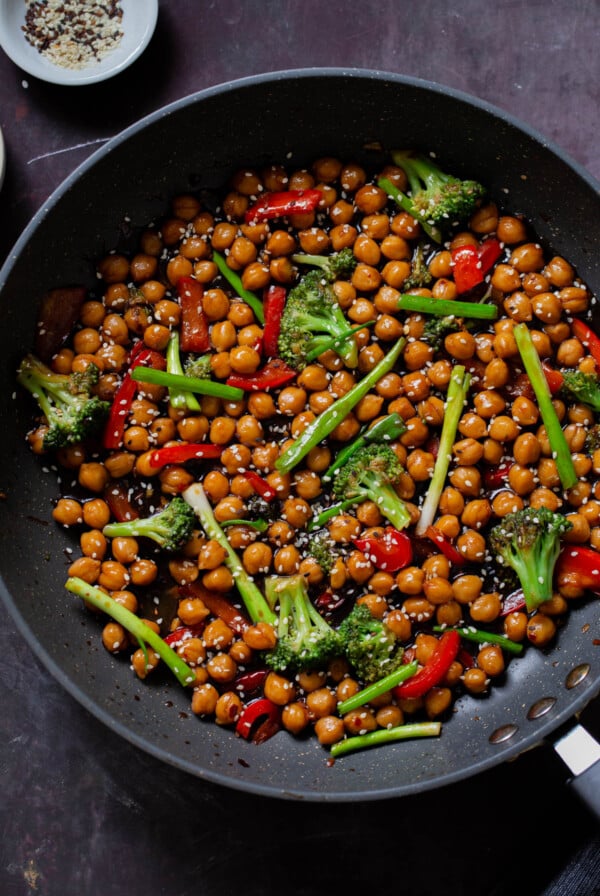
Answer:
xmin=22 ymin=0 xmax=124 ymax=70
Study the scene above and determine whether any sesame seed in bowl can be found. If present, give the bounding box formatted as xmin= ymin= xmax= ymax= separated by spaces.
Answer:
xmin=0 ymin=0 xmax=158 ymax=85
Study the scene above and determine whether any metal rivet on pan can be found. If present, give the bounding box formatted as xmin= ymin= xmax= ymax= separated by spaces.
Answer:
xmin=527 ymin=696 xmax=556 ymax=720
xmin=566 ymin=663 xmax=591 ymax=689
xmin=489 ymin=723 xmax=519 ymax=744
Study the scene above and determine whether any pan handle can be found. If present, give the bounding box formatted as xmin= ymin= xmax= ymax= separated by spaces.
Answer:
xmin=552 ymin=723 xmax=600 ymax=820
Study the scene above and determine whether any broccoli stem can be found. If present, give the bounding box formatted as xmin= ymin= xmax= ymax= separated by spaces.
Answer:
xmin=211 ymin=250 xmax=265 ymax=324
xmin=415 ymin=365 xmax=471 ymax=537
xmin=166 ymin=332 xmax=201 ymax=412
xmin=513 ymin=323 xmax=577 ymax=490
xmin=330 ymin=721 xmax=442 ymax=758
xmin=323 ymin=412 xmax=406 ymax=482
xmin=131 ymin=366 xmax=244 ymax=401
xmin=275 ymin=336 xmax=406 ymax=474
xmin=432 ymin=625 xmax=523 ymax=656
xmin=378 ymin=176 xmax=442 ymax=242
xmin=182 ymin=483 xmax=276 ymax=625
xmin=307 ymin=497 xmax=367 ymax=532
xmin=65 ymin=577 xmax=196 ymax=687
xmin=305 ymin=320 xmax=374 ymax=363
xmin=337 ymin=660 xmax=419 ymax=714
xmin=397 ymin=294 xmax=498 ymax=320
xmin=375 ymin=481 xmax=412 ymax=531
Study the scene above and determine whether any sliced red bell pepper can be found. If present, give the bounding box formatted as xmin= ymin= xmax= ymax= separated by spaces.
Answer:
xmin=483 ymin=462 xmax=514 ymax=490
xmin=571 ymin=318 xmax=600 ymax=370
xmin=425 ymin=526 xmax=465 ymax=566
xmin=177 ymin=276 xmax=210 ymax=353
xmin=103 ymin=483 xmax=139 ymax=522
xmin=178 ymin=582 xmax=249 ymax=634
xmin=103 ymin=345 xmax=165 ymax=450
xmin=233 ymin=668 xmax=269 ymax=696
xmin=245 ymin=189 xmax=322 ymax=225
xmin=226 ymin=358 xmax=297 ymax=392
xmin=542 ymin=361 xmax=564 ymax=395
xmin=242 ymin=470 xmax=277 ymax=502
xmin=352 ymin=527 xmax=413 ymax=573
xmin=235 ymin=697 xmax=282 ymax=742
xmin=262 ymin=284 xmax=287 ymax=358
xmin=148 ymin=442 xmax=222 ymax=470
xmin=556 ymin=545 xmax=600 ymax=594
xmin=394 ymin=629 xmax=460 ymax=700
xmin=451 ymin=237 xmax=502 ymax=295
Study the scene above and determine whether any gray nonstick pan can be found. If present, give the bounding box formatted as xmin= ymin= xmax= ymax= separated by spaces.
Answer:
xmin=1 ymin=69 xmax=599 ymax=804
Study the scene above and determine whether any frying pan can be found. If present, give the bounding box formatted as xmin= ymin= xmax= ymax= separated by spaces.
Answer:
xmin=1 ymin=68 xmax=599 ymax=804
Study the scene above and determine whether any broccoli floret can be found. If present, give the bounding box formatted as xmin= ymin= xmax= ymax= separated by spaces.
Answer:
xmin=278 ymin=270 xmax=359 ymax=371
xmin=290 ymin=248 xmax=357 ymax=282
xmin=585 ymin=423 xmax=600 ymax=453
xmin=379 ymin=151 xmax=485 ymax=242
xmin=403 ymin=243 xmax=433 ymax=290
xmin=103 ymin=496 xmax=196 ymax=553
xmin=332 ymin=443 xmax=411 ymax=531
xmin=422 ymin=315 xmax=462 ymax=351
xmin=306 ymin=532 xmax=337 ymax=575
xmin=489 ymin=506 xmax=573 ymax=612
xmin=560 ymin=369 xmax=600 ymax=413
xmin=337 ymin=603 xmax=404 ymax=684
xmin=184 ymin=353 xmax=213 ymax=380
xmin=264 ymin=574 xmax=341 ymax=673
xmin=17 ymin=353 xmax=109 ymax=450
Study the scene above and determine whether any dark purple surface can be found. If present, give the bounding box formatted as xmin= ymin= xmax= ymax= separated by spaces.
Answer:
xmin=0 ymin=2 xmax=599 ymax=894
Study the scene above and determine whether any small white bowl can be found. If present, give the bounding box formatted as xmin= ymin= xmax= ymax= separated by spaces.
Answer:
xmin=0 ymin=0 xmax=158 ymax=86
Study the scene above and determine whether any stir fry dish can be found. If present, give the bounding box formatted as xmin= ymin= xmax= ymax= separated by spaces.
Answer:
xmin=18 ymin=149 xmax=600 ymax=758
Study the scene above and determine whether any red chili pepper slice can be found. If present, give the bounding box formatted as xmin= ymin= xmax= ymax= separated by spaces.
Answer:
xmin=226 ymin=358 xmax=297 ymax=392
xmin=394 ymin=629 xmax=460 ymax=700
xmin=103 ymin=483 xmax=139 ymax=522
xmin=451 ymin=237 xmax=502 ymax=295
xmin=242 ymin=470 xmax=277 ymax=502
xmin=234 ymin=668 xmax=269 ymax=695
xmin=177 ymin=276 xmax=210 ymax=353
xmin=483 ymin=462 xmax=514 ymax=490
xmin=425 ymin=526 xmax=465 ymax=566
xmin=148 ymin=443 xmax=222 ymax=470
xmin=178 ymin=583 xmax=249 ymax=634
xmin=556 ymin=545 xmax=600 ymax=594
xmin=164 ymin=622 xmax=206 ymax=646
xmin=103 ymin=345 xmax=165 ymax=450
xmin=500 ymin=588 xmax=526 ymax=616
xmin=245 ymin=189 xmax=322 ymax=225
xmin=352 ymin=527 xmax=413 ymax=572
xmin=571 ymin=318 xmax=600 ymax=370
xmin=235 ymin=697 xmax=282 ymax=741
xmin=262 ymin=284 xmax=287 ymax=358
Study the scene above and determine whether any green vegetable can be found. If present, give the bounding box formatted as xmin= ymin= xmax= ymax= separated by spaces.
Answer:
xmin=332 ymin=443 xmax=411 ymax=531
xmin=306 ymin=532 xmax=337 ymax=575
xmin=560 ymin=369 xmax=600 ymax=413
xmin=488 ymin=506 xmax=573 ymax=612
xmin=337 ymin=603 xmax=405 ymax=685
xmin=290 ymin=248 xmax=357 ymax=281
xmin=396 ymin=294 xmax=498 ymax=319
xmin=378 ymin=150 xmax=485 ymax=242
xmin=17 ymin=354 xmax=109 ymax=450
xmin=432 ymin=625 xmax=523 ymax=656
xmin=221 ymin=518 xmax=269 ymax=533
xmin=182 ymin=483 xmax=275 ymax=625
xmin=403 ymin=242 xmax=433 ymax=290
xmin=275 ymin=335 xmax=406 ymax=474
xmin=66 ymin=577 xmax=196 ymax=687
xmin=337 ymin=659 xmax=419 ymax=714
xmin=422 ymin=315 xmax=462 ymax=351
xmin=513 ymin=322 xmax=577 ymax=490
xmin=103 ymin=496 xmax=196 ymax=553
xmin=264 ymin=574 xmax=340 ymax=673
xmin=330 ymin=721 xmax=441 ymax=758
xmin=166 ymin=331 xmax=201 ymax=412
xmin=211 ymin=249 xmax=265 ymax=323
xmin=323 ymin=412 xmax=406 ymax=482
xmin=130 ymin=366 xmax=244 ymax=401
xmin=184 ymin=353 xmax=213 ymax=380
xmin=415 ymin=364 xmax=471 ymax=537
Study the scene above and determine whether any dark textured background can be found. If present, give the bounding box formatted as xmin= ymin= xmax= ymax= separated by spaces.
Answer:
xmin=1 ymin=2 xmax=599 ymax=894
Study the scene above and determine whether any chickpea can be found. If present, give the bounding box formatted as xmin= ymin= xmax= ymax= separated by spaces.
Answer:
xmin=527 ymin=614 xmax=557 ymax=646
xmin=477 ymin=645 xmax=505 ymax=677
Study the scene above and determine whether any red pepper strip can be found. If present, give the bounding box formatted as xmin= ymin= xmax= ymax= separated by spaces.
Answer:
xmin=458 ymin=647 xmax=475 ymax=669
xmin=226 ymin=358 xmax=297 ymax=392
xmin=262 ymin=284 xmax=287 ymax=358
xmin=177 ymin=276 xmax=210 ymax=353
xmin=245 ymin=189 xmax=323 ymax=225
xmin=352 ymin=527 xmax=413 ymax=573
xmin=103 ymin=483 xmax=139 ymax=522
xmin=483 ymin=462 xmax=514 ymax=490
xmin=315 ymin=589 xmax=347 ymax=613
xmin=451 ymin=238 xmax=502 ymax=295
xmin=394 ymin=630 xmax=460 ymax=700
xmin=164 ymin=622 xmax=206 ymax=646
xmin=234 ymin=668 xmax=269 ymax=696
xmin=542 ymin=361 xmax=564 ymax=395
xmin=235 ymin=697 xmax=281 ymax=741
xmin=556 ymin=545 xmax=600 ymax=594
xmin=178 ymin=582 xmax=249 ymax=634
xmin=242 ymin=470 xmax=277 ymax=502
xmin=571 ymin=318 xmax=600 ymax=370
xmin=425 ymin=526 xmax=465 ymax=566
xmin=500 ymin=588 xmax=526 ymax=616
xmin=148 ymin=443 xmax=222 ymax=470
xmin=103 ymin=347 xmax=165 ymax=450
